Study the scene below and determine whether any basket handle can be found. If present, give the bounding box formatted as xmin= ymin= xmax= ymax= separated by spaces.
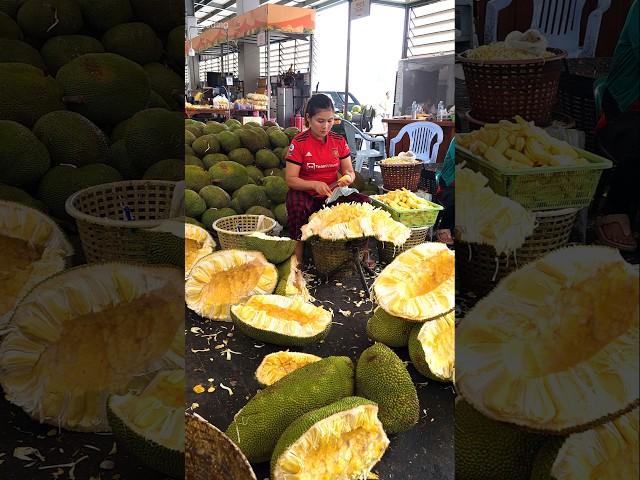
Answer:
xmin=256 ymin=215 xmax=267 ymax=231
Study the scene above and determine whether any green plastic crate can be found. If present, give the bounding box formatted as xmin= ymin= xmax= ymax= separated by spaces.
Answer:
xmin=370 ymin=195 xmax=443 ymax=228
xmin=456 ymin=139 xmax=612 ymax=210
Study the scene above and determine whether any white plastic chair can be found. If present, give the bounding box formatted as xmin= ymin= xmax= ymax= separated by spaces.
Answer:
xmin=341 ymin=119 xmax=386 ymax=178
xmin=389 ymin=122 xmax=443 ymax=165
xmin=483 ymin=0 xmax=611 ymax=58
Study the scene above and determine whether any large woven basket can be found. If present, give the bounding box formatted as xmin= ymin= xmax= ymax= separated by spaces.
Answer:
xmin=458 ymin=48 xmax=567 ymax=125
xmin=457 ymin=208 xmax=578 ymax=294
xmin=186 ymin=413 xmax=256 ymax=480
xmin=65 ymin=180 xmax=177 ymax=263
xmin=310 ymin=238 xmax=368 ymax=275
xmin=377 ymin=226 xmax=430 ymax=264
xmin=212 ymin=214 xmax=276 ymax=250
xmin=464 ymin=110 xmax=575 ymax=130
xmin=380 ymin=162 xmax=422 ymax=191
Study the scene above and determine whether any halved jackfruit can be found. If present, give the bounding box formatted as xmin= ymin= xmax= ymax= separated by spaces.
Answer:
xmin=532 ymin=407 xmax=639 ymax=480
xmin=0 ymin=263 xmax=183 ymax=431
xmin=373 ymin=243 xmax=454 ymax=321
xmin=107 ymin=369 xmax=184 ymax=478
xmin=366 ymin=307 xmax=413 ymax=347
xmin=300 ymin=202 xmax=411 ymax=246
xmin=244 ymin=231 xmax=296 ymax=264
xmin=231 ymin=294 xmax=332 ymax=346
xmin=275 ymin=254 xmax=311 ymax=300
xmin=457 ymin=246 xmax=639 ymax=434
xmin=0 ymin=200 xmax=73 ymax=326
xmin=255 ymin=351 xmax=322 ymax=386
xmin=408 ymin=311 xmax=455 ymax=381
xmin=184 ymin=223 xmax=215 ymax=275
xmin=186 ymin=412 xmax=257 ymax=480
xmin=271 ymin=397 xmax=390 ymax=480
xmin=185 ymin=250 xmax=278 ymax=322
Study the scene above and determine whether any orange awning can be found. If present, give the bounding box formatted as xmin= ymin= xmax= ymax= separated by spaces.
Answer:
xmin=187 ymin=4 xmax=315 ymax=54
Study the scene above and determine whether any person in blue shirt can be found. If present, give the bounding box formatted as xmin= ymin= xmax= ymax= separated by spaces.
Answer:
xmin=434 ymin=137 xmax=455 ymax=245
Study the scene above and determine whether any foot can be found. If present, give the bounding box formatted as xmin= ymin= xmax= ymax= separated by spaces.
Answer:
xmin=435 ymin=228 xmax=454 ymax=245
xmin=595 ymin=214 xmax=637 ymax=251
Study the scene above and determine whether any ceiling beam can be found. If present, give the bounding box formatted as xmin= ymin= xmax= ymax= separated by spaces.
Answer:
xmin=198 ymin=0 xmax=237 ymax=23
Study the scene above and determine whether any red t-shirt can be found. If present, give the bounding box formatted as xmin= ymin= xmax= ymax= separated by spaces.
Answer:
xmin=285 ymin=131 xmax=351 ymax=189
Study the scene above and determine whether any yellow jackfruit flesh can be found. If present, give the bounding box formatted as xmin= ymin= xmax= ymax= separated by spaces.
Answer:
xmin=271 ymin=397 xmax=389 ymax=480
xmin=408 ymin=311 xmax=455 ymax=381
xmin=0 ymin=263 xmax=183 ymax=431
xmin=0 ymin=200 xmax=73 ymax=326
xmin=373 ymin=243 xmax=455 ymax=321
xmin=457 ymin=246 xmax=639 ymax=433
xmin=185 ymin=250 xmax=278 ymax=321
xmin=184 ymin=223 xmax=215 ymax=275
xmin=255 ymin=351 xmax=322 ymax=386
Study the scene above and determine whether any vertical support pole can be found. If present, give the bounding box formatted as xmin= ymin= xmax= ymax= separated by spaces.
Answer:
xmin=266 ymin=30 xmax=271 ymax=121
xmin=402 ymin=4 xmax=410 ymax=59
xmin=344 ymin=0 xmax=352 ymax=117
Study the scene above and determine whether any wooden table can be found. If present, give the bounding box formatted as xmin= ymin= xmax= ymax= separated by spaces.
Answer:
xmin=382 ymin=118 xmax=455 ymax=163
xmin=184 ymin=107 xmax=231 ymax=120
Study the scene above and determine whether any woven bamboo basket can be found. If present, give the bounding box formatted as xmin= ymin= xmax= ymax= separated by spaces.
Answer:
xmin=377 ymin=226 xmax=430 ymax=264
xmin=186 ymin=413 xmax=256 ymax=480
xmin=310 ymin=238 xmax=368 ymax=275
xmin=457 ymin=48 xmax=567 ymax=125
xmin=457 ymin=208 xmax=578 ymax=294
xmin=65 ymin=180 xmax=177 ymax=263
xmin=212 ymin=214 xmax=276 ymax=250
xmin=380 ymin=162 xmax=422 ymax=191
xmin=464 ymin=110 xmax=576 ymax=130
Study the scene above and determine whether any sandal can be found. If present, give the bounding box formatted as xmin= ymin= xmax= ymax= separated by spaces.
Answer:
xmin=595 ymin=214 xmax=637 ymax=251
xmin=435 ymin=228 xmax=454 ymax=245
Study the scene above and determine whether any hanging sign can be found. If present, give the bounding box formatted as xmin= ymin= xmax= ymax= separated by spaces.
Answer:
xmin=257 ymin=30 xmax=267 ymax=47
xmin=351 ymin=0 xmax=371 ymax=20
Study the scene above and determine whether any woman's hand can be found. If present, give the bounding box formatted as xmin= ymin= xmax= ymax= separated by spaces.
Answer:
xmin=337 ymin=173 xmax=354 ymax=188
xmin=312 ymin=181 xmax=333 ymax=197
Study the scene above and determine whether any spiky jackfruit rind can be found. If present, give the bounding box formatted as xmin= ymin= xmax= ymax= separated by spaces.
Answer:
xmin=244 ymin=232 xmax=296 ymax=264
xmin=457 ymin=246 xmax=639 ymax=435
xmin=271 ymin=397 xmax=389 ymax=479
xmin=226 ymin=356 xmax=355 ymax=463
xmin=230 ymin=295 xmax=331 ymax=347
xmin=355 ymin=343 xmax=420 ymax=434
xmin=366 ymin=307 xmax=413 ymax=347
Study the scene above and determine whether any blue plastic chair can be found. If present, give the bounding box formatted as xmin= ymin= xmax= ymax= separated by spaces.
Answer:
xmin=341 ymin=119 xmax=386 ymax=178
xmin=389 ymin=122 xmax=443 ymax=164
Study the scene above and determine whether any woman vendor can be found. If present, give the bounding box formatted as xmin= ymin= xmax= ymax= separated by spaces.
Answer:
xmin=285 ymin=93 xmax=372 ymax=264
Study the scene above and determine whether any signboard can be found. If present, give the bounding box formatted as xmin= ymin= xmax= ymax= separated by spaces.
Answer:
xmin=257 ymin=30 xmax=266 ymax=47
xmin=351 ymin=0 xmax=370 ymax=20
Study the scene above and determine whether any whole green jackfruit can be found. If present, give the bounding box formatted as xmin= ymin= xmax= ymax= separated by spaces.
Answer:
xmin=56 ymin=53 xmax=150 ymax=125
xmin=262 ymin=176 xmax=288 ymax=204
xmin=130 ymin=0 xmax=182 ymax=32
xmin=143 ymin=159 xmax=183 ymax=181
xmin=191 ymin=134 xmax=221 ymax=158
xmin=40 ymin=35 xmax=105 ymax=74
xmin=144 ymin=63 xmax=182 ymax=110
xmin=0 ymin=120 xmax=50 ymax=188
xmin=227 ymin=147 xmax=254 ymax=166
xmin=33 ymin=111 xmax=111 ymax=167
xmin=226 ymin=356 xmax=355 ymax=463
xmin=0 ymin=184 xmax=48 ymax=212
xmin=255 ymin=149 xmax=280 ymax=169
xmin=77 ymin=0 xmax=133 ymax=32
xmin=17 ymin=0 xmax=83 ymax=40
xmin=0 ymin=12 xmax=22 ymax=39
xmin=124 ymin=108 xmax=183 ymax=172
xmin=199 ymin=185 xmax=230 ymax=209
xmin=102 ymin=22 xmax=162 ymax=65
xmin=268 ymin=129 xmax=289 ymax=148
xmin=202 ymin=153 xmax=228 ymax=169
xmin=366 ymin=307 xmax=413 ymax=348
xmin=165 ymin=25 xmax=183 ymax=69
xmin=217 ymin=131 xmax=242 ymax=153
xmin=109 ymin=140 xmax=139 ymax=180
xmin=234 ymin=184 xmax=270 ymax=211
xmin=184 ymin=189 xmax=206 ymax=218
xmin=0 ymin=38 xmax=44 ymax=69
xmin=209 ymin=161 xmax=248 ymax=193
xmin=202 ymin=121 xmax=227 ymax=135
xmin=355 ymin=342 xmax=419 ymax=434
xmin=185 ymin=166 xmax=211 ymax=192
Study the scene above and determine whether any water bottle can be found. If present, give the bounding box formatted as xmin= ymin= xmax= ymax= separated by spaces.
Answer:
xmin=437 ymin=101 xmax=445 ymax=121
xmin=411 ymin=101 xmax=417 ymax=120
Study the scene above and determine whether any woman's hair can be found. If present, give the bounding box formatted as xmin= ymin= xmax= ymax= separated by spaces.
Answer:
xmin=305 ymin=94 xmax=334 ymax=118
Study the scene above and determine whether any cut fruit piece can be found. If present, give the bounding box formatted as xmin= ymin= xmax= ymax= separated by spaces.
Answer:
xmin=455 ymin=397 xmax=549 ymax=480
xmin=185 ymin=250 xmax=278 ymax=322
xmin=271 ymin=397 xmax=390 ymax=480
xmin=244 ymin=231 xmax=296 ymax=264
xmin=373 ymin=243 xmax=454 ymax=321
xmin=356 ymin=343 xmax=419 ymax=434
xmin=0 ymin=263 xmax=183 ymax=431
xmin=226 ymin=356 xmax=354 ymax=463
xmin=141 ymin=219 xmax=187 ymax=268
xmin=107 ymin=369 xmax=184 ymax=478
xmin=531 ymin=408 xmax=638 ymax=480
xmin=231 ymin=294 xmax=332 ymax=346
xmin=255 ymin=351 xmax=322 ymax=386
xmin=457 ymin=246 xmax=639 ymax=434
xmin=408 ymin=311 xmax=455 ymax=381
xmin=275 ymin=254 xmax=311 ymax=300
xmin=300 ymin=202 xmax=411 ymax=245
xmin=0 ymin=200 xmax=73 ymax=326
xmin=184 ymin=223 xmax=215 ymax=275
xmin=186 ymin=412 xmax=257 ymax=480
xmin=366 ymin=307 xmax=413 ymax=347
